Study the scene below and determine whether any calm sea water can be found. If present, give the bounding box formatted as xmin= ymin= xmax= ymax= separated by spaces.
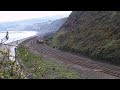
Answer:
xmin=0 ymin=31 xmax=38 ymax=61
xmin=0 ymin=31 xmax=38 ymax=44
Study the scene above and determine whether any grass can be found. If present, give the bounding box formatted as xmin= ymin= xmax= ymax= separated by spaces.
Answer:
xmin=17 ymin=45 xmax=81 ymax=79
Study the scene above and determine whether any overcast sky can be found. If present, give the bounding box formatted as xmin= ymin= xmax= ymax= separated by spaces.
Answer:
xmin=0 ymin=11 xmax=72 ymax=23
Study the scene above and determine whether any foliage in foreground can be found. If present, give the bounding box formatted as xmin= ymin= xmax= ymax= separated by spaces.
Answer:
xmin=0 ymin=59 xmax=27 ymax=79
xmin=0 ymin=49 xmax=28 ymax=79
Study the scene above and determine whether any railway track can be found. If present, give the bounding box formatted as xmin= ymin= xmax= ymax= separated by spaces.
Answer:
xmin=26 ymin=36 xmax=120 ymax=78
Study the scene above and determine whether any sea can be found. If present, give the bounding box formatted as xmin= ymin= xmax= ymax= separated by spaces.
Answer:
xmin=0 ymin=31 xmax=38 ymax=61
xmin=0 ymin=31 xmax=38 ymax=44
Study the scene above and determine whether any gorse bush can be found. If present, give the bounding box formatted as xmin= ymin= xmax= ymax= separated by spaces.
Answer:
xmin=0 ymin=59 xmax=27 ymax=79
xmin=0 ymin=48 xmax=28 ymax=79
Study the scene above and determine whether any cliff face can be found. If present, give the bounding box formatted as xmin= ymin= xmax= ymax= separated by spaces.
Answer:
xmin=49 ymin=11 xmax=120 ymax=65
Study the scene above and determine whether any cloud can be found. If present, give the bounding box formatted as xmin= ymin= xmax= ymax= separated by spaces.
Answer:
xmin=0 ymin=11 xmax=72 ymax=22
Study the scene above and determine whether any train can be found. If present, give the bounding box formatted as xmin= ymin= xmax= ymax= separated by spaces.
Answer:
xmin=38 ymin=39 xmax=44 ymax=44
xmin=36 ymin=35 xmax=49 ymax=44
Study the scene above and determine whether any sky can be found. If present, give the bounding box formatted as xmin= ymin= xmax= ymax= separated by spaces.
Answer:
xmin=0 ymin=11 xmax=72 ymax=23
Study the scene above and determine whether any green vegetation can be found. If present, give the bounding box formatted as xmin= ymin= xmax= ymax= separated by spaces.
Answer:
xmin=0 ymin=50 xmax=27 ymax=79
xmin=0 ymin=60 xmax=27 ymax=79
xmin=48 ymin=31 xmax=66 ymax=49
xmin=47 ymin=11 xmax=120 ymax=66
xmin=17 ymin=45 xmax=81 ymax=79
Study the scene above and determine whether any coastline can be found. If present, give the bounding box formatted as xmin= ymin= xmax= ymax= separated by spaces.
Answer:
xmin=0 ymin=34 xmax=39 ymax=58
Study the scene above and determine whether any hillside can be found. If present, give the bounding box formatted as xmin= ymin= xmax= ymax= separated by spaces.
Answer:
xmin=48 ymin=11 xmax=120 ymax=65
xmin=24 ymin=18 xmax=67 ymax=34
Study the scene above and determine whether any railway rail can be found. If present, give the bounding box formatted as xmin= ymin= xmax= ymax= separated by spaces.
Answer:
xmin=25 ymin=36 xmax=120 ymax=78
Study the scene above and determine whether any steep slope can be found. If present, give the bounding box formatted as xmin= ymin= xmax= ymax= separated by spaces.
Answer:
xmin=24 ymin=17 xmax=67 ymax=34
xmin=48 ymin=11 xmax=120 ymax=65
xmin=44 ymin=17 xmax=67 ymax=33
